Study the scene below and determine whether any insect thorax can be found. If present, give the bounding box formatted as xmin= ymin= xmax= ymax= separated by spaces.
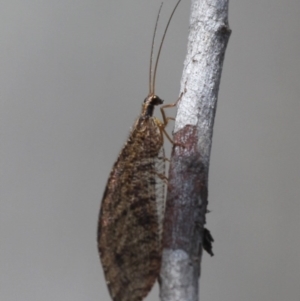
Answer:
xmin=142 ymin=94 xmax=164 ymax=118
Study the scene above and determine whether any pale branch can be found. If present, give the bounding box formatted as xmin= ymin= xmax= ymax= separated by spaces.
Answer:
xmin=160 ymin=0 xmax=231 ymax=301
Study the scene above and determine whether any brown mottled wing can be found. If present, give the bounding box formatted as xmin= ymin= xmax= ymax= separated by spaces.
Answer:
xmin=98 ymin=116 xmax=165 ymax=301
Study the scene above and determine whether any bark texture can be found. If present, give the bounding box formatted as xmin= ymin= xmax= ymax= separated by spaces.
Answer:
xmin=160 ymin=1 xmax=231 ymax=301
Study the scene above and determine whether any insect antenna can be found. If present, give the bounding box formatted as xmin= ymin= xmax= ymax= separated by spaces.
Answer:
xmin=149 ymin=3 xmax=163 ymax=95
xmin=152 ymin=0 xmax=182 ymax=95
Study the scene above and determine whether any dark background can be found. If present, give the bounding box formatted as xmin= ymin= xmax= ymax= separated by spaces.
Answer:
xmin=1 ymin=0 xmax=300 ymax=300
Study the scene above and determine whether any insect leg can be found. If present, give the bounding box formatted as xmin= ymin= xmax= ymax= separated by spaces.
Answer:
xmin=155 ymin=171 xmax=168 ymax=185
xmin=159 ymin=119 xmax=185 ymax=148
xmin=161 ymin=127 xmax=175 ymax=145
xmin=160 ymin=92 xmax=183 ymax=126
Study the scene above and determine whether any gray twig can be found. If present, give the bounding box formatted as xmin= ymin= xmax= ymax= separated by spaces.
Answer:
xmin=160 ymin=1 xmax=231 ymax=301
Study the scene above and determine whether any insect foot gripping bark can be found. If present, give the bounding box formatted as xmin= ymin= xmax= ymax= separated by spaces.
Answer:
xmin=97 ymin=1 xmax=183 ymax=301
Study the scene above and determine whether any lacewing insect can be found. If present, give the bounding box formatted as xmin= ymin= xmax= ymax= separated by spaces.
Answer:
xmin=97 ymin=1 xmax=182 ymax=301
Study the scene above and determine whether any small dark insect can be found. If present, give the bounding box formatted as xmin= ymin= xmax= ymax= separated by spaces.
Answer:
xmin=97 ymin=1 xmax=182 ymax=301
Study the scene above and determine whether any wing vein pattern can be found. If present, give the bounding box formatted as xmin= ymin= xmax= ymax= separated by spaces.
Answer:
xmin=98 ymin=116 xmax=165 ymax=301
